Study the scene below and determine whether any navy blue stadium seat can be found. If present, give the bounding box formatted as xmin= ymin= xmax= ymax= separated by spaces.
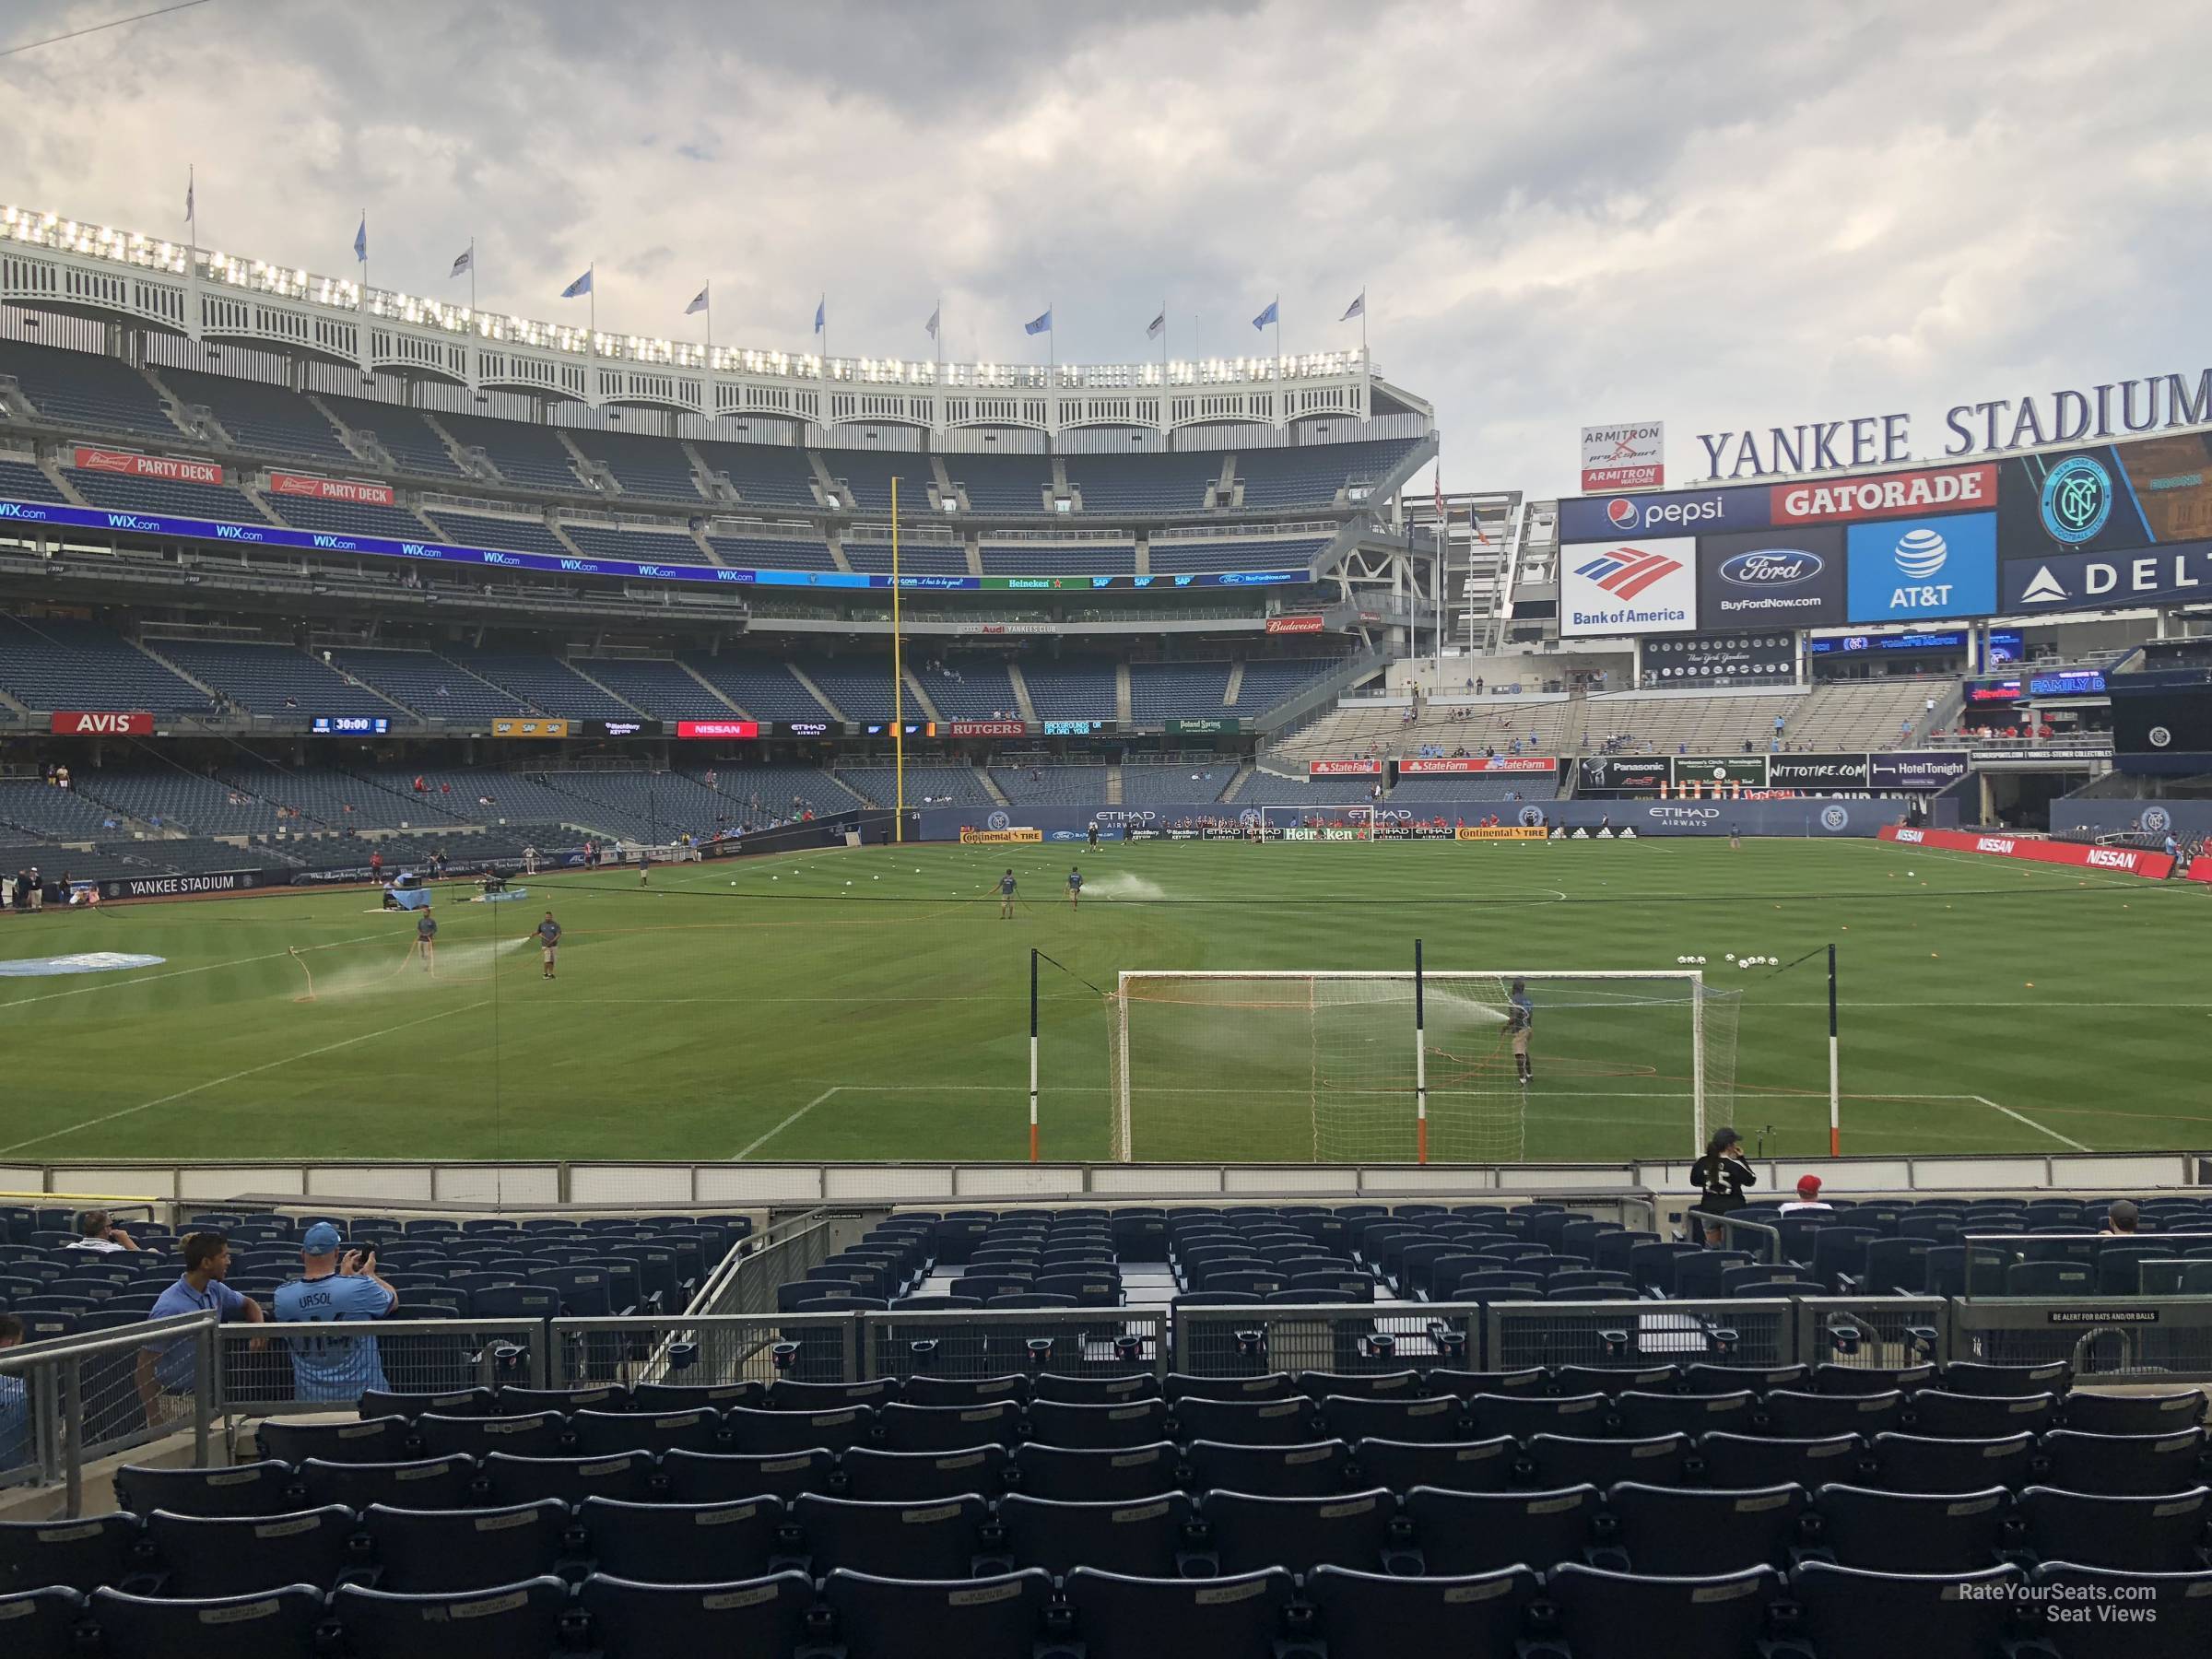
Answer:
xmin=1031 ymin=1372 xmax=1158 ymax=1405
xmin=1353 ymin=1435 xmax=1515 ymax=1494
xmin=1907 ymin=1390 xmax=2056 ymax=1440
xmin=1183 ymin=1439 xmax=1351 ymax=1498
xmin=1763 ymin=1388 xmax=1905 ymax=1439
xmin=2018 ymin=1485 xmax=2212 ymax=1571
xmin=724 ymin=1404 xmax=872 ymax=1454
xmin=578 ymin=1495 xmax=781 ymax=1583
xmin=89 ymin=1583 xmax=325 ymax=1659
xmin=1303 ymin=1564 xmax=1537 ymax=1659
xmin=1322 ymin=1394 xmax=1465 ymax=1443
xmin=0 ymin=1587 xmax=84 ymax=1659
xmin=823 ymin=1567 xmax=1054 ymax=1659
xmin=1700 ymin=1432 xmax=1865 ymax=1490
xmin=331 ymin=1576 xmax=570 ymax=1659
xmin=2064 ymin=1390 xmax=2206 ymax=1435
xmin=660 ymin=1447 xmax=837 ymax=1503
xmin=296 ymin=1455 xmax=477 ymax=1512
xmin=877 ymin=1400 xmax=1022 ymax=1452
xmin=1010 ymin=1441 xmax=1182 ymax=1502
xmin=1817 ymin=1362 xmax=1934 ymax=1396
xmin=570 ymin=1406 xmax=724 ymax=1457
xmin=793 ymin=1493 xmax=990 ymax=1580
xmin=1870 ymin=1430 xmax=2035 ymax=1493
xmin=1525 ymin=1432 xmax=1688 ymax=1490
xmin=1943 ymin=1359 xmax=2071 ymax=1397
xmin=115 ymin=1461 xmax=298 ymax=1519
xmin=841 ymin=1445 xmax=1009 ymax=1501
xmin=2028 ymin=1562 xmax=2212 ymax=1658
xmin=1547 ymin=1564 xmax=1782 ymax=1658
xmin=1615 ymin=1390 xmax=1755 ymax=1441
xmin=1814 ymin=1484 xmax=2010 ymax=1573
xmin=999 ymin=1492 xmax=1194 ymax=1578
xmin=578 ymin=1570 xmax=813 ymax=1659
xmin=415 ymin=1410 xmax=566 ymax=1461
xmin=1206 ymin=1487 xmax=1400 ymax=1575
xmin=2039 ymin=1429 xmax=2207 ymax=1496
xmin=764 ymin=1377 xmax=898 ymax=1410
xmin=0 ymin=1512 xmax=144 ymax=1595
xmin=1406 ymin=1483 xmax=1598 ymax=1574
xmin=630 ymin=1380 xmax=762 ymax=1413
xmin=482 ymin=1449 xmax=654 ymax=1506
xmin=1162 ymin=1371 xmax=1292 ymax=1403
xmin=1427 ymin=1367 xmax=1546 ymax=1397
xmin=1607 ymin=1481 xmax=1807 ymax=1574
xmin=900 ymin=1373 xmax=1027 ymax=1407
xmin=257 ymin=1414 xmax=410 ymax=1465
xmin=1793 ymin=1561 xmax=2024 ymax=1659
xmin=1063 ymin=1566 xmax=1299 ymax=1659
xmin=1028 ymin=1398 xmax=1171 ymax=1450
xmin=1467 ymin=1391 xmax=1609 ymax=1438
xmin=145 ymin=1506 xmax=355 ymax=1597
xmin=1171 ymin=1394 xmax=1320 ymax=1446
xmin=361 ymin=1500 xmax=567 ymax=1593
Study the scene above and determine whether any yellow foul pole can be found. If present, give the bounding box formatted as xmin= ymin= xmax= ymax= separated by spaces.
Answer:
xmin=891 ymin=474 xmax=905 ymax=841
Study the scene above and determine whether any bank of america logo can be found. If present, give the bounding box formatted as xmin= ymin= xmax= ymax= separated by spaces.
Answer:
xmin=1574 ymin=546 xmax=1683 ymax=599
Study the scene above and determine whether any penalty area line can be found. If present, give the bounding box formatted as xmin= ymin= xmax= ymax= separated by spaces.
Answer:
xmin=1971 ymin=1093 xmax=2090 ymax=1152
xmin=731 ymin=1087 xmax=841 ymax=1160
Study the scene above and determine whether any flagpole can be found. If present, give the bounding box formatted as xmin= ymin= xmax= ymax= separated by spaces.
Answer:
xmin=469 ymin=237 xmax=476 ymax=313
xmin=891 ymin=474 xmax=905 ymax=843
xmin=185 ymin=165 xmax=200 ymax=352
xmin=1160 ymin=295 xmax=1168 ymax=384
xmin=703 ymin=278 xmax=712 ymax=363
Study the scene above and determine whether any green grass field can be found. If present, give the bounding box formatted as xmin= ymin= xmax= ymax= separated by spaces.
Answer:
xmin=2 ymin=835 xmax=2206 ymax=1168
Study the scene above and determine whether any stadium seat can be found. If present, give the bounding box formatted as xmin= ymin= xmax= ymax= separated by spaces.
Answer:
xmin=1010 ymin=1441 xmax=1182 ymax=1502
xmin=821 ymin=1567 xmax=1054 ymax=1659
xmin=2018 ymin=1486 xmax=2212 ymax=1571
xmin=482 ymin=1449 xmax=655 ymax=1506
xmin=1814 ymin=1484 xmax=2011 ymax=1573
xmin=1871 ymin=1431 xmax=2035 ymax=1493
xmin=1062 ymin=1566 xmax=1299 ymax=1659
xmin=1762 ymin=1388 xmax=1906 ymax=1439
xmin=114 ymin=1461 xmax=299 ymax=1519
xmin=660 ymin=1447 xmax=838 ymax=1503
xmin=1205 ymin=1487 xmax=1401 ymax=1575
xmin=1353 ymin=1435 xmax=1516 ymax=1494
xmin=1428 ymin=1366 xmax=1546 ymax=1397
xmin=724 ymin=1404 xmax=872 ymax=1454
xmin=793 ymin=1493 xmax=991 ymax=1580
xmin=877 ymin=1400 xmax=1023 ymax=1452
xmin=764 ymin=1377 xmax=899 ymax=1410
xmin=0 ymin=1588 xmax=84 ymax=1659
xmin=88 ymin=1583 xmax=326 ymax=1659
xmin=570 ymin=1406 xmax=724 ymax=1457
xmin=2064 ymin=1390 xmax=2206 ymax=1435
xmin=361 ymin=1500 xmax=567 ymax=1593
xmin=1943 ymin=1359 xmax=2071 ymax=1397
xmin=577 ymin=1495 xmax=782 ymax=1583
xmin=500 ymin=1383 xmax=626 ymax=1414
xmin=577 ymin=1570 xmax=815 ymax=1659
xmin=1302 ymin=1564 xmax=1538 ymax=1659
xmin=2039 ymin=1429 xmax=2208 ymax=1496
xmin=1614 ymin=1389 xmax=1756 ymax=1440
xmin=1183 ymin=1439 xmax=1351 ymax=1497
xmin=629 ymin=1380 xmax=762 ymax=1413
xmin=1466 ymin=1391 xmax=1609 ymax=1438
xmin=2028 ymin=1562 xmax=2212 ymax=1659
xmin=413 ymin=1410 xmax=567 ymax=1461
xmin=1406 ymin=1483 xmax=1599 ymax=1574
xmin=1163 ymin=1371 xmax=1293 ymax=1402
xmin=1606 ymin=1481 xmax=1808 ymax=1574
xmin=900 ymin=1373 xmax=1027 ymax=1406
xmin=841 ymin=1445 xmax=1010 ymax=1502
xmin=0 ymin=1512 xmax=144 ymax=1595
xmin=143 ymin=1506 xmax=356 ymax=1598
xmin=1321 ymin=1394 xmax=1466 ymax=1443
xmin=2007 ymin=1260 xmax=2095 ymax=1297
xmin=1546 ymin=1563 xmax=1783 ymax=1657
xmin=295 ymin=1456 xmax=477 ymax=1512
xmin=1524 ymin=1432 xmax=1688 ymax=1489
xmin=999 ymin=1492 xmax=1194 ymax=1578
xmin=1792 ymin=1561 xmax=2026 ymax=1659
xmin=1171 ymin=1394 xmax=1321 ymax=1445
xmin=1028 ymin=1398 xmax=1172 ymax=1450
xmin=1817 ymin=1362 xmax=1934 ymax=1395
xmin=1907 ymin=1389 xmax=2058 ymax=1439
xmin=1030 ymin=1372 xmax=1159 ymax=1404
xmin=331 ymin=1576 xmax=570 ymax=1659
xmin=255 ymin=1415 xmax=412 ymax=1465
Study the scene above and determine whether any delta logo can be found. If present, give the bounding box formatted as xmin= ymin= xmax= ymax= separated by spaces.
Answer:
xmin=1574 ymin=545 xmax=1685 ymax=599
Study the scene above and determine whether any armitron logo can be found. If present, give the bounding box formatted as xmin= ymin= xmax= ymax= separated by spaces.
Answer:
xmin=1572 ymin=546 xmax=1685 ymax=599
xmin=2087 ymin=848 xmax=2136 ymax=868
xmin=1976 ymin=837 xmax=2015 ymax=853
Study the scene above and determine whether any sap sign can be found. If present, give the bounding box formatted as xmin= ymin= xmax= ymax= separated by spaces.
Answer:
xmin=1556 ymin=484 xmax=1771 ymax=544
xmin=1844 ymin=512 xmax=1996 ymax=623
xmin=1559 ymin=537 xmax=1699 ymax=638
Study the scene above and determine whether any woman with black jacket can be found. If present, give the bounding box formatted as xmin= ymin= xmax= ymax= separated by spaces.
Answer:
xmin=1689 ymin=1126 xmax=1756 ymax=1245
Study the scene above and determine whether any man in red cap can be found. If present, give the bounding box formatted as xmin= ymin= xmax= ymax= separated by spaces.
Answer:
xmin=1780 ymin=1174 xmax=1832 ymax=1216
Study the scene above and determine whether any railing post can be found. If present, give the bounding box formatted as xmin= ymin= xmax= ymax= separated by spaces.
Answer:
xmin=62 ymin=1358 xmax=84 ymax=1519
xmin=530 ymin=1324 xmax=550 ymax=1391
xmin=841 ymin=1316 xmax=859 ymax=1384
xmin=193 ymin=1317 xmax=214 ymax=1468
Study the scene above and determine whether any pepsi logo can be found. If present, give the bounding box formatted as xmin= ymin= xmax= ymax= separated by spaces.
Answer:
xmin=1606 ymin=498 xmax=1637 ymax=529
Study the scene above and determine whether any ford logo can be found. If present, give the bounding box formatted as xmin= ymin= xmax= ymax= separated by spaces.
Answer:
xmin=1718 ymin=549 xmax=1823 ymax=586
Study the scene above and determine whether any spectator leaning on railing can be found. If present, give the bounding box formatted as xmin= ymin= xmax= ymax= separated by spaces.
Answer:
xmin=137 ymin=1232 xmax=265 ymax=1423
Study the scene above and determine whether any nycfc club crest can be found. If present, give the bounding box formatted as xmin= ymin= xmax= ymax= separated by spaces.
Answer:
xmin=986 ymin=809 xmax=1011 ymax=830
xmin=1820 ymin=806 xmax=1851 ymax=831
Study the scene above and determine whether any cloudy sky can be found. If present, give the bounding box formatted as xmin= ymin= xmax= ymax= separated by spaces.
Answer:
xmin=6 ymin=0 xmax=2208 ymax=497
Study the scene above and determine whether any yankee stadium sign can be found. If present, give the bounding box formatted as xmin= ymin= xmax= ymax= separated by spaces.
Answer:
xmin=1696 ymin=368 xmax=2212 ymax=479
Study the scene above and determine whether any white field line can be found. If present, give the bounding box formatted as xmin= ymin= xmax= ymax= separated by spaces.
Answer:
xmin=1971 ymin=1092 xmax=2091 ymax=1152
xmin=0 ymin=998 xmax=494 ymax=1156
xmin=0 ymin=927 xmax=397 ymax=1007
xmin=732 ymin=1087 xmax=841 ymax=1160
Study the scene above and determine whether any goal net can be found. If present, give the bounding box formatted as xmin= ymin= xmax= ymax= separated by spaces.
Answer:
xmin=1107 ymin=970 xmax=1739 ymax=1164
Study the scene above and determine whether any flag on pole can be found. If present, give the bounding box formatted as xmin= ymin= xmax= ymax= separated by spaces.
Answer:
xmin=1252 ymin=298 xmax=1278 ymax=330
xmin=686 ymin=285 xmax=710 ymax=315
xmin=353 ymin=217 xmax=367 ymax=264
xmin=562 ymin=269 xmax=593 ymax=299
xmin=1340 ymin=291 xmax=1365 ymax=322
xmin=1433 ymin=468 xmax=1447 ymax=532
xmin=924 ymin=306 xmax=940 ymax=340
xmin=813 ymin=297 xmax=825 ymax=335
xmin=184 ymin=171 xmax=194 ymax=225
xmin=450 ymin=248 xmax=473 ymax=279
xmin=1024 ymin=309 xmax=1053 ymax=336
xmin=1146 ymin=309 xmax=1165 ymax=340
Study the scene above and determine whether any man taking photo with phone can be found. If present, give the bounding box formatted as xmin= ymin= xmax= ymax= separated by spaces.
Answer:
xmin=274 ymin=1222 xmax=398 ymax=1403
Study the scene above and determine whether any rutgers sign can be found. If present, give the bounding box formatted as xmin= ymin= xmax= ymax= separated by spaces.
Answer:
xmin=942 ymin=720 xmax=1030 ymax=738
xmin=50 ymin=711 xmax=153 ymax=735
xmin=73 ymin=447 xmax=223 ymax=486
xmin=1879 ymin=824 xmax=2173 ymax=878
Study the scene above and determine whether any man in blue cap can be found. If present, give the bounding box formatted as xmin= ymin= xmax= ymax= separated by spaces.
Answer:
xmin=274 ymin=1222 xmax=398 ymax=1403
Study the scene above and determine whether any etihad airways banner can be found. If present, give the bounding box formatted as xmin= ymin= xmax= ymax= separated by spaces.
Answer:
xmin=1879 ymin=824 xmax=2174 ymax=878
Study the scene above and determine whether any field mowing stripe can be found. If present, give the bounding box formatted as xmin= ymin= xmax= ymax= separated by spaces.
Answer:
xmin=0 ymin=927 xmax=397 ymax=1007
xmin=1971 ymin=1093 xmax=2090 ymax=1152
xmin=732 ymin=1087 xmax=841 ymax=1160
xmin=0 ymin=998 xmax=494 ymax=1156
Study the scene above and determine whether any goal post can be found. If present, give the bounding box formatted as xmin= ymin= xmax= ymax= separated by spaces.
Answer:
xmin=1107 ymin=965 xmax=1738 ymax=1165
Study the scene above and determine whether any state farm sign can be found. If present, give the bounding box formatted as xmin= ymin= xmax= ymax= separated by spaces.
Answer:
xmin=267 ymin=472 xmax=395 ymax=507
xmin=1310 ymin=759 xmax=1383 ymax=775
xmin=73 ymin=447 xmax=223 ymax=486
xmin=1877 ymin=823 xmax=2172 ymax=878
xmin=50 ymin=710 xmax=153 ymax=735
xmin=1398 ymin=756 xmax=1558 ymax=775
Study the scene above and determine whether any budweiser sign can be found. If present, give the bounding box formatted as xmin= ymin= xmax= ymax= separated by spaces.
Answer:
xmin=1310 ymin=759 xmax=1384 ymax=776
xmin=1265 ymin=615 xmax=1325 ymax=634
xmin=1398 ymin=756 xmax=1559 ymax=775
xmin=267 ymin=471 xmax=395 ymax=506
xmin=73 ymin=447 xmax=223 ymax=486
xmin=51 ymin=710 xmax=153 ymax=735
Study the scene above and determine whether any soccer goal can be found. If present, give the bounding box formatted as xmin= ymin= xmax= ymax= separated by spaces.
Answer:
xmin=1106 ymin=965 xmax=1739 ymax=1164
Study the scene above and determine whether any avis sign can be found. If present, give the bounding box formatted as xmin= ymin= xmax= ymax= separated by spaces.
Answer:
xmin=50 ymin=710 xmax=153 ymax=735
xmin=1581 ymin=423 xmax=1664 ymax=492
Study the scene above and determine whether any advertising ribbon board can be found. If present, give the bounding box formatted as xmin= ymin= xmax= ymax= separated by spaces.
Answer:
xmin=1454 ymin=826 xmax=1550 ymax=841
xmin=1880 ymin=824 xmax=2173 ymax=878
xmin=959 ymin=828 xmax=1043 ymax=844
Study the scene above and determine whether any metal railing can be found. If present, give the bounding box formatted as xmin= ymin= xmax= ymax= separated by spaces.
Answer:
xmin=215 ymin=1319 xmax=549 ymax=1417
xmin=1 ymin=1312 xmax=214 ymax=1512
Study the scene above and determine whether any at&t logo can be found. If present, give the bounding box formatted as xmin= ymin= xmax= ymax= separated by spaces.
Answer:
xmin=2041 ymin=455 xmax=2113 ymax=545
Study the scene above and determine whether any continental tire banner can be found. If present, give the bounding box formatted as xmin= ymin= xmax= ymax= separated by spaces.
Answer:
xmin=1455 ymin=826 xmax=1549 ymax=841
xmin=959 ymin=827 xmax=1042 ymax=844
xmin=1880 ymin=824 xmax=2173 ymax=878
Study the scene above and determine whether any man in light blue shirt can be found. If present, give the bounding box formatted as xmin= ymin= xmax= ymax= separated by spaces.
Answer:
xmin=137 ymin=1233 xmax=266 ymax=1419
xmin=274 ymin=1223 xmax=397 ymax=1403
xmin=0 ymin=1315 xmax=27 ymax=1472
